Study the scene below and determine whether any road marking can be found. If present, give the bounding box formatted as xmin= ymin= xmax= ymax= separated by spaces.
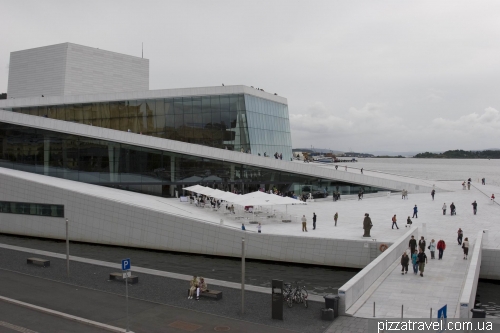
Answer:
xmin=0 ymin=321 xmax=38 ymax=333
xmin=168 ymin=321 xmax=202 ymax=331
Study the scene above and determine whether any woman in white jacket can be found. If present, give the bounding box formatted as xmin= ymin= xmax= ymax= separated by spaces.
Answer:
xmin=429 ymin=239 xmax=436 ymax=259
xmin=442 ymin=203 xmax=447 ymax=215
xmin=462 ymin=237 xmax=469 ymax=260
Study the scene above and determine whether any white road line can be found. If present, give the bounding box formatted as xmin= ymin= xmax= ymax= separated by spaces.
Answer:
xmin=0 ymin=321 xmax=38 ymax=333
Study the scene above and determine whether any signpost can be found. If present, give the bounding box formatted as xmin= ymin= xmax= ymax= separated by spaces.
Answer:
xmin=437 ymin=304 xmax=447 ymax=333
xmin=122 ymin=258 xmax=131 ymax=332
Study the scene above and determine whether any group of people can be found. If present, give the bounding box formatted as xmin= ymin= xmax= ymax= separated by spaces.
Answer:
xmin=188 ymin=276 xmax=207 ymax=300
xmin=403 ymin=236 xmax=443 ymax=277
xmin=300 ymin=212 xmax=340 ymax=231
xmin=442 ymin=202 xmax=456 ymax=215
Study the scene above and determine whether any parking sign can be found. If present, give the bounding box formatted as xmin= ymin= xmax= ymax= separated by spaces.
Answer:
xmin=122 ymin=258 xmax=131 ymax=271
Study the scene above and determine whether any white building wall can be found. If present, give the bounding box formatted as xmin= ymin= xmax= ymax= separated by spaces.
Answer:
xmin=7 ymin=43 xmax=149 ymax=99
xmin=7 ymin=44 xmax=68 ymax=98
xmin=0 ymin=169 xmax=373 ymax=268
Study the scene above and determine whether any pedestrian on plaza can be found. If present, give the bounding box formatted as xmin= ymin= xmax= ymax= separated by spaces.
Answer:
xmin=418 ymin=236 xmax=426 ymax=252
xmin=462 ymin=181 xmax=466 ymax=190
xmin=491 ymin=194 xmax=496 ymax=203
xmin=417 ymin=249 xmax=428 ymax=277
xmin=301 ymin=215 xmax=308 ymax=232
xmin=334 ymin=212 xmax=338 ymax=226
xmin=411 ymin=250 xmax=418 ymax=274
xmin=429 ymin=239 xmax=436 ymax=259
xmin=457 ymin=228 xmax=463 ymax=245
xmin=462 ymin=237 xmax=469 ymax=260
xmin=468 ymin=178 xmax=471 ymax=190
xmin=431 ymin=189 xmax=435 ymax=200
xmin=442 ymin=203 xmax=447 ymax=215
xmin=412 ymin=205 xmax=418 ymax=218
xmin=361 ymin=168 xmax=363 ymax=174
xmin=392 ymin=215 xmax=399 ymax=229
xmin=482 ymin=178 xmax=485 ymax=185
xmin=241 ymin=223 xmax=246 ymax=231
xmin=312 ymin=213 xmax=317 ymax=230
xmin=358 ymin=191 xmax=362 ymax=200
xmin=409 ymin=235 xmax=417 ymax=254
xmin=472 ymin=201 xmax=478 ymax=215
xmin=406 ymin=216 xmax=412 ymax=227
xmin=335 ymin=165 xmax=338 ymax=170
xmin=401 ymin=252 xmax=409 ymax=275
xmin=257 ymin=222 xmax=261 ymax=233
xmin=437 ymin=239 xmax=446 ymax=260
xmin=345 ymin=166 xmax=347 ymax=171
xmin=450 ymin=202 xmax=456 ymax=215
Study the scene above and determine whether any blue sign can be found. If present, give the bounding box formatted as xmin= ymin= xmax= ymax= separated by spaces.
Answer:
xmin=438 ymin=304 xmax=447 ymax=319
xmin=122 ymin=258 xmax=131 ymax=271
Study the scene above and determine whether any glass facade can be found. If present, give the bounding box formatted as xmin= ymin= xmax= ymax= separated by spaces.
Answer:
xmin=0 ymin=200 xmax=64 ymax=217
xmin=0 ymin=122 xmax=384 ymax=198
xmin=7 ymin=93 xmax=293 ymax=161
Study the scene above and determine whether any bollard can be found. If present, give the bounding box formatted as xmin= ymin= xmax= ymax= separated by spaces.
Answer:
xmin=373 ymin=302 xmax=375 ymax=317
xmin=430 ymin=308 xmax=432 ymax=320
xmin=401 ymin=304 xmax=403 ymax=318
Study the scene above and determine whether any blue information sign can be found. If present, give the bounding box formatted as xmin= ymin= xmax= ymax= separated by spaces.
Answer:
xmin=122 ymin=258 xmax=131 ymax=271
xmin=438 ymin=304 xmax=447 ymax=319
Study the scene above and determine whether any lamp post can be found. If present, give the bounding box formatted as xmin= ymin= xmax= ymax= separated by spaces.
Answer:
xmin=65 ymin=218 xmax=69 ymax=277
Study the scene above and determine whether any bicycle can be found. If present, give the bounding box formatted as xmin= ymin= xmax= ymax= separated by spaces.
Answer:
xmin=283 ymin=282 xmax=308 ymax=308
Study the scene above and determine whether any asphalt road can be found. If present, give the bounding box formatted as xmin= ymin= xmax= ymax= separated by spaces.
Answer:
xmin=0 ymin=269 xmax=299 ymax=333
xmin=0 ymin=301 xmax=109 ymax=333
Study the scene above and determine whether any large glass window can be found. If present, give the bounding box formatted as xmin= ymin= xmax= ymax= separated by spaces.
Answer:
xmin=0 ymin=201 xmax=64 ymax=218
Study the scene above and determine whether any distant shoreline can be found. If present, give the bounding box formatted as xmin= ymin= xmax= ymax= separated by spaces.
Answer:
xmin=414 ymin=149 xmax=500 ymax=159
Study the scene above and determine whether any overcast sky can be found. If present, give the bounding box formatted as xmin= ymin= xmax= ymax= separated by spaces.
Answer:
xmin=2 ymin=1 xmax=500 ymax=152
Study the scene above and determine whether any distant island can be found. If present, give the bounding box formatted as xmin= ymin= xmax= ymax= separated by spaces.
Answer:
xmin=374 ymin=155 xmax=405 ymax=158
xmin=414 ymin=150 xmax=500 ymax=159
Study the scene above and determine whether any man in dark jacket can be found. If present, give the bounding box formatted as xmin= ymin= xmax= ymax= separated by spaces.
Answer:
xmin=472 ymin=201 xmax=478 ymax=215
xmin=401 ymin=252 xmax=409 ymax=275
xmin=312 ymin=213 xmax=317 ymax=230
xmin=417 ymin=249 xmax=428 ymax=277
xmin=412 ymin=205 xmax=418 ymax=218
xmin=418 ymin=236 xmax=426 ymax=252
xmin=409 ymin=236 xmax=417 ymax=254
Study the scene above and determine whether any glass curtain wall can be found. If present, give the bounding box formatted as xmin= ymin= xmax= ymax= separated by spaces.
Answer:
xmin=0 ymin=122 xmax=379 ymax=198
xmin=9 ymin=94 xmax=292 ymax=158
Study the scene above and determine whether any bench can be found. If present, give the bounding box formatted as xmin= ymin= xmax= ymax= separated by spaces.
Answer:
xmin=27 ymin=257 xmax=50 ymax=267
xmin=187 ymin=289 xmax=223 ymax=300
xmin=109 ymin=272 xmax=139 ymax=284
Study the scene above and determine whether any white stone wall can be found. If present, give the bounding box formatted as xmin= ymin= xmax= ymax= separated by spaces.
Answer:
xmin=338 ymin=227 xmax=417 ymax=315
xmin=459 ymin=230 xmax=483 ymax=318
xmin=0 ymin=169 xmax=373 ymax=268
xmin=7 ymin=44 xmax=68 ymax=98
xmin=479 ymin=248 xmax=500 ymax=280
xmin=7 ymin=43 xmax=148 ymax=99
xmin=63 ymin=43 xmax=149 ymax=96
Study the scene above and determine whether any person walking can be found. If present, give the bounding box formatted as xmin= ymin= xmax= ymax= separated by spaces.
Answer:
xmin=409 ymin=235 xmax=417 ymax=254
xmin=334 ymin=212 xmax=338 ymax=226
xmin=462 ymin=237 xmax=469 ymax=260
xmin=312 ymin=213 xmax=317 ymax=230
xmin=361 ymin=168 xmax=363 ymax=174
xmin=491 ymin=194 xmax=496 ymax=203
xmin=411 ymin=250 xmax=418 ymax=274
xmin=437 ymin=239 xmax=446 ymax=260
xmin=412 ymin=205 xmax=418 ymax=218
xmin=257 ymin=222 xmax=262 ymax=233
xmin=442 ymin=203 xmax=447 ymax=215
xmin=391 ymin=215 xmax=399 ymax=229
xmin=467 ymin=178 xmax=471 ymax=190
xmin=241 ymin=223 xmax=246 ymax=231
xmin=429 ymin=239 xmax=436 ymax=259
xmin=417 ymin=249 xmax=428 ymax=277
xmin=482 ymin=178 xmax=485 ymax=185
xmin=418 ymin=236 xmax=426 ymax=252
xmin=401 ymin=252 xmax=409 ymax=275
xmin=472 ymin=201 xmax=478 ymax=215
xmin=406 ymin=216 xmax=412 ymax=227
xmin=457 ymin=228 xmax=463 ymax=245
xmin=431 ymin=189 xmax=435 ymax=200
xmin=450 ymin=202 xmax=456 ymax=215
xmin=301 ymin=215 xmax=308 ymax=232
xmin=335 ymin=165 xmax=338 ymax=170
